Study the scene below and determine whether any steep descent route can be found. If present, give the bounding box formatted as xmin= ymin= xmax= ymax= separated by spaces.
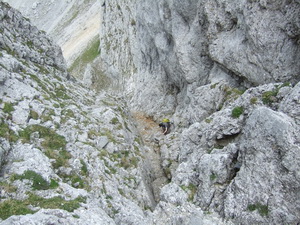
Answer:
xmin=132 ymin=112 xmax=169 ymax=202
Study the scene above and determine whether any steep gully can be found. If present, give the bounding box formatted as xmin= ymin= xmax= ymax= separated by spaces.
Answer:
xmin=132 ymin=112 xmax=169 ymax=203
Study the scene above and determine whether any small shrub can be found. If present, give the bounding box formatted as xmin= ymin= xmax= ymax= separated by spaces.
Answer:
xmin=247 ymin=202 xmax=269 ymax=217
xmin=231 ymin=106 xmax=244 ymax=118
xmin=210 ymin=173 xmax=217 ymax=181
xmin=250 ymin=97 xmax=258 ymax=105
xmin=110 ymin=117 xmax=119 ymax=125
xmin=262 ymin=91 xmax=277 ymax=105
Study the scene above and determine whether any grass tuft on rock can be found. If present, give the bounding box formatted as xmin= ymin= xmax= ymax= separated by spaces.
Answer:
xmin=19 ymin=125 xmax=66 ymax=150
xmin=11 ymin=170 xmax=59 ymax=190
xmin=0 ymin=193 xmax=86 ymax=220
xmin=247 ymin=202 xmax=269 ymax=217
xmin=231 ymin=106 xmax=244 ymax=118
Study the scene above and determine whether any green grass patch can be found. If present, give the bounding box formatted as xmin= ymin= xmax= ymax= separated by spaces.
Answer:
xmin=45 ymin=148 xmax=71 ymax=169
xmin=58 ymin=170 xmax=89 ymax=190
xmin=0 ymin=119 xmax=18 ymax=142
xmin=261 ymin=83 xmax=291 ymax=105
xmin=247 ymin=202 xmax=269 ymax=217
xmin=34 ymin=63 xmax=49 ymax=74
xmin=88 ymin=129 xmax=102 ymax=139
xmin=231 ymin=106 xmax=244 ymax=118
xmin=0 ymin=193 xmax=86 ymax=220
xmin=69 ymin=38 xmax=100 ymax=72
xmin=19 ymin=125 xmax=66 ymax=150
xmin=80 ymin=159 xmax=88 ymax=176
xmin=0 ymin=181 xmax=17 ymax=193
xmin=3 ymin=102 xmax=14 ymax=114
xmin=11 ymin=170 xmax=58 ymax=190
xmin=41 ymin=108 xmax=55 ymax=122
xmin=101 ymin=128 xmax=118 ymax=144
xmin=19 ymin=125 xmax=70 ymax=168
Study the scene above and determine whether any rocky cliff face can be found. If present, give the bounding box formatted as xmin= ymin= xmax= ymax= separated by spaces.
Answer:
xmin=99 ymin=0 xmax=300 ymax=224
xmin=100 ymin=0 xmax=300 ymax=120
xmin=1 ymin=1 xmax=300 ymax=225
xmin=0 ymin=2 xmax=151 ymax=224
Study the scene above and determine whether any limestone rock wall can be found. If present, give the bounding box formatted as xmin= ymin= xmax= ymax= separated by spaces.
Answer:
xmin=99 ymin=0 xmax=300 ymax=121
xmin=98 ymin=0 xmax=300 ymax=224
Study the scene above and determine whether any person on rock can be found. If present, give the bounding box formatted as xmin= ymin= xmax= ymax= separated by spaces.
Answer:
xmin=159 ymin=118 xmax=171 ymax=135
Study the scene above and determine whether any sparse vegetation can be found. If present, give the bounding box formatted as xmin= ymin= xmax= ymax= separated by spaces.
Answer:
xmin=29 ymin=110 xmax=39 ymax=120
xmin=262 ymin=83 xmax=291 ymax=105
xmin=180 ymin=183 xmax=197 ymax=202
xmin=11 ymin=170 xmax=59 ymax=190
xmin=0 ymin=119 xmax=18 ymax=142
xmin=3 ymin=102 xmax=14 ymax=114
xmin=111 ymin=117 xmax=119 ymax=125
xmin=0 ymin=181 xmax=17 ymax=193
xmin=19 ymin=125 xmax=66 ymax=150
xmin=247 ymin=202 xmax=269 ymax=217
xmin=0 ymin=193 xmax=86 ymax=220
xmin=250 ymin=97 xmax=258 ymax=105
xmin=69 ymin=37 xmax=100 ymax=73
xmin=80 ymin=159 xmax=88 ymax=176
xmin=205 ymin=118 xmax=213 ymax=123
xmin=224 ymin=86 xmax=245 ymax=102
xmin=231 ymin=106 xmax=244 ymax=118
xmin=19 ymin=125 xmax=70 ymax=169
xmin=262 ymin=90 xmax=277 ymax=105
xmin=210 ymin=173 xmax=217 ymax=181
